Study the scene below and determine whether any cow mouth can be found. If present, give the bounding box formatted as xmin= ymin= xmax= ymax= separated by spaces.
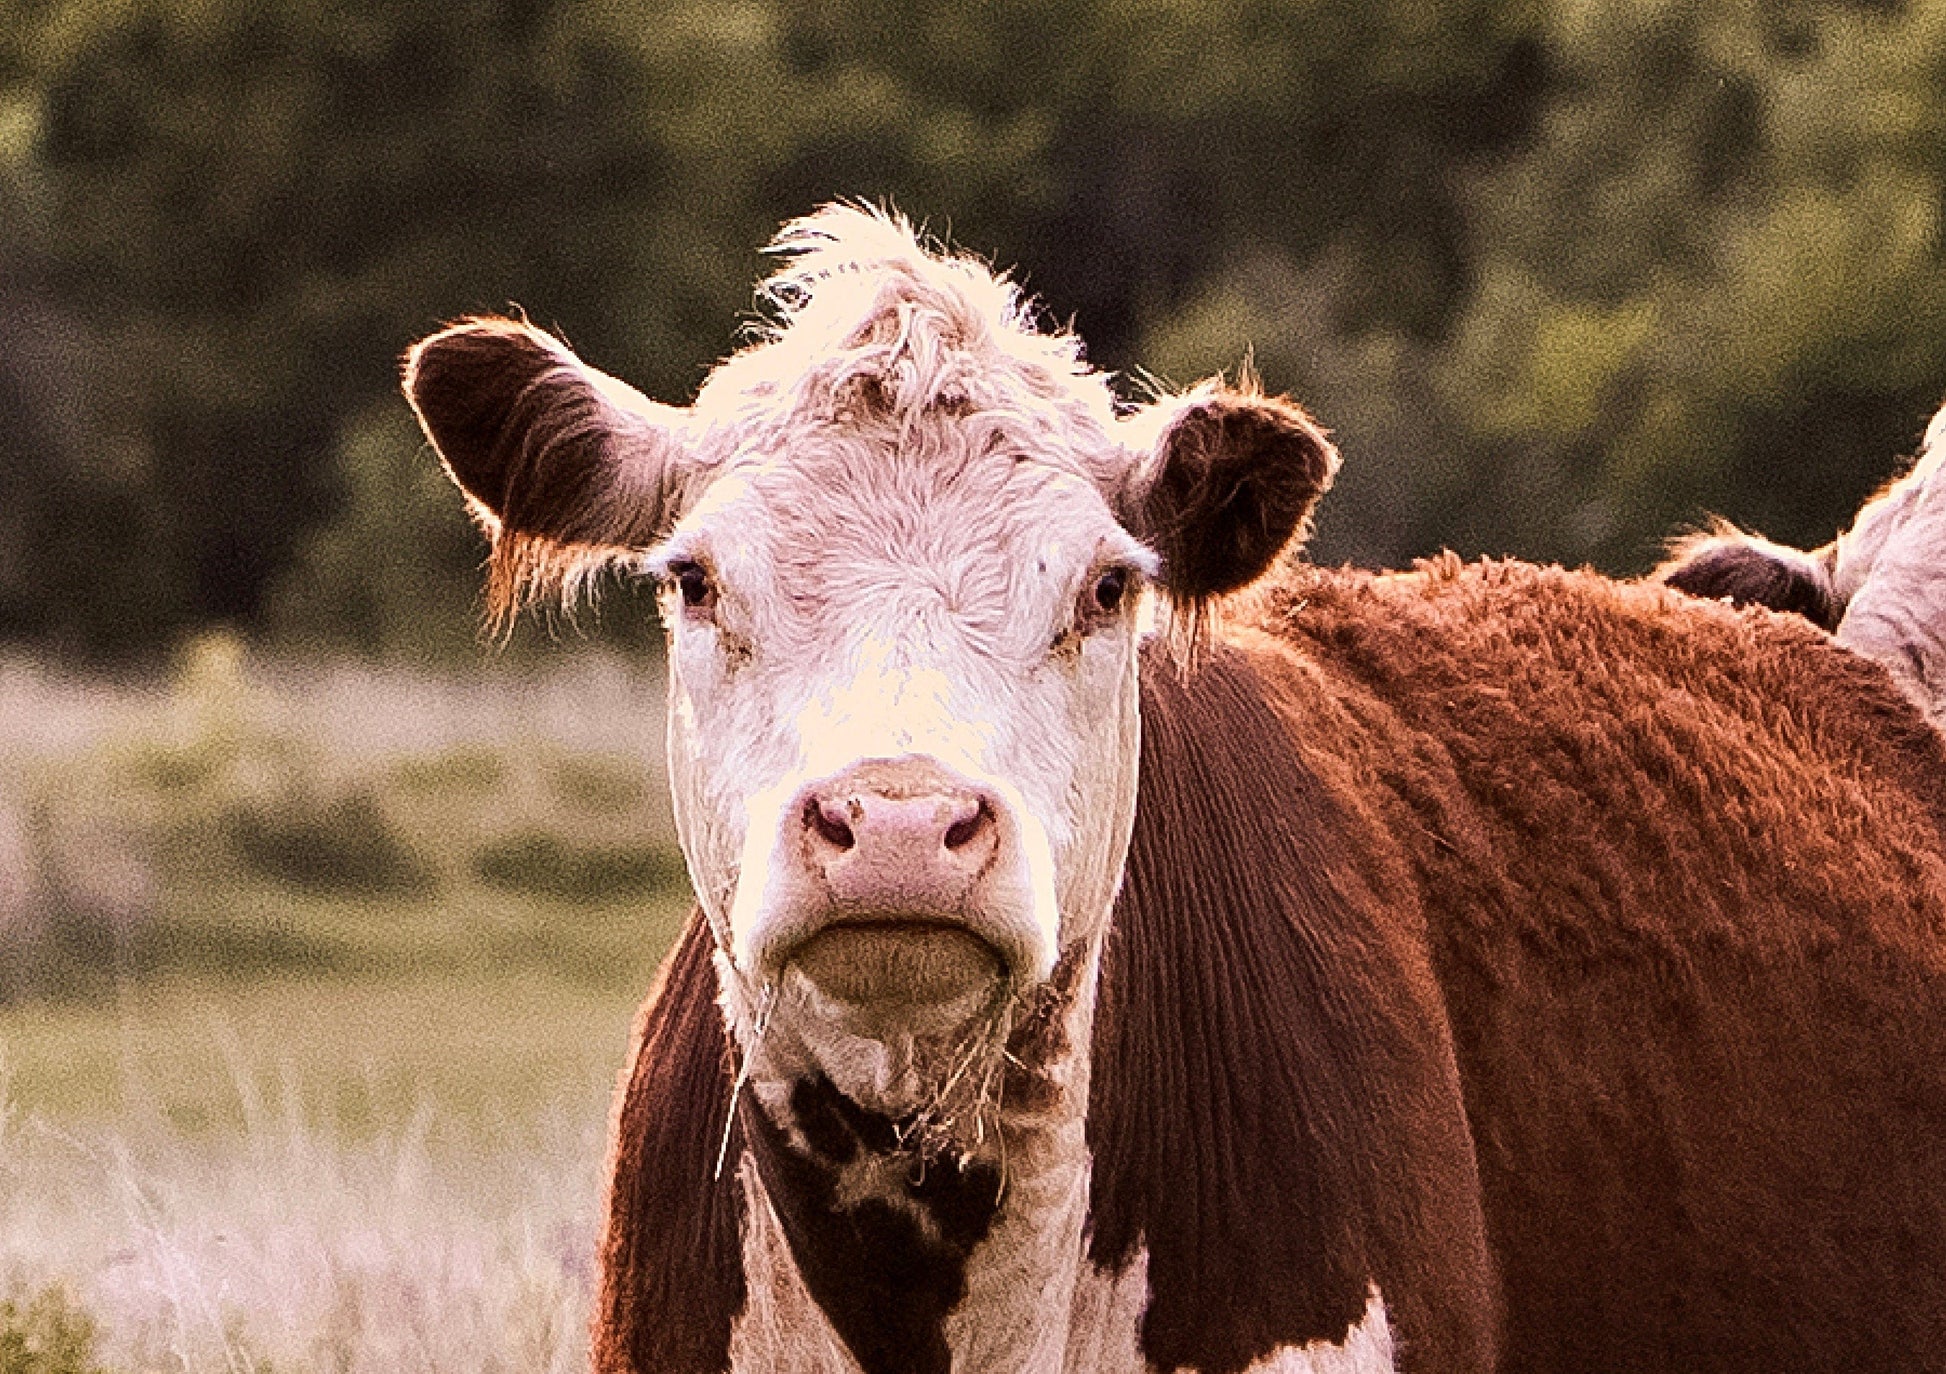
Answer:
xmin=785 ymin=918 xmax=1007 ymax=1011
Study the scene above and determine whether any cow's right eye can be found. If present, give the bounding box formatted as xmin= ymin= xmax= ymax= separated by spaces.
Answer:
xmin=669 ymin=560 xmax=714 ymax=611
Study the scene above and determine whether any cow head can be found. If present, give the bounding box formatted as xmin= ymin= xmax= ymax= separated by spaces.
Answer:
xmin=405 ymin=207 xmax=1335 ymax=1129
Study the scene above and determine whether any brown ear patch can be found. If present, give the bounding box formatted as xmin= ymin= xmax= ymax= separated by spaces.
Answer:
xmin=402 ymin=317 xmax=682 ymax=626
xmin=1655 ymin=530 xmax=1840 ymax=631
xmin=1139 ymin=389 xmax=1339 ymax=607
xmin=592 ymin=910 xmax=745 ymax=1374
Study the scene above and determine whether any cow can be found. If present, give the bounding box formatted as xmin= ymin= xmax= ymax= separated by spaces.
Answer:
xmin=1657 ymin=399 xmax=1946 ymax=727
xmin=402 ymin=206 xmax=1946 ymax=1374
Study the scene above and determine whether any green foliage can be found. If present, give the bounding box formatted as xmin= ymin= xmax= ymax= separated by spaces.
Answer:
xmin=388 ymin=744 xmax=508 ymax=796
xmin=227 ymin=787 xmax=434 ymax=898
xmin=1422 ymin=0 xmax=1946 ymax=569
xmin=4 ymin=0 xmax=1945 ymax=658
xmin=0 ymin=1283 xmax=109 ymax=1374
xmin=264 ymin=402 xmax=488 ymax=660
xmin=473 ymin=832 xmax=684 ymax=904
xmin=546 ymin=754 xmax=649 ymax=813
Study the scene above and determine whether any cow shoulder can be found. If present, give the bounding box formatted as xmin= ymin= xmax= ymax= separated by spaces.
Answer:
xmin=1088 ymin=637 xmax=1498 ymax=1374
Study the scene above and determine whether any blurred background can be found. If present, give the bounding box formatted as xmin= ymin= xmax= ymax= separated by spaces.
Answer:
xmin=3 ymin=0 xmax=1945 ymax=1368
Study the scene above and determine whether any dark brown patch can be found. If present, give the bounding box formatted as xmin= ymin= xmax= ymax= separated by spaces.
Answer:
xmin=1655 ymin=531 xmax=1840 ymax=629
xmin=401 ymin=316 xmax=683 ymax=625
xmin=1137 ymin=388 xmax=1338 ymax=615
xmin=742 ymin=1075 xmax=1002 ymax=1374
xmin=1089 ymin=643 xmax=1497 ymax=1374
xmin=592 ymin=911 xmax=744 ymax=1374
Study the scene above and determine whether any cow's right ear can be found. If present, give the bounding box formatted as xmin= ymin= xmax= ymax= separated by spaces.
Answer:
xmin=1119 ymin=381 xmax=1340 ymax=609
xmin=402 ymin=316 xmax=695 ymax=623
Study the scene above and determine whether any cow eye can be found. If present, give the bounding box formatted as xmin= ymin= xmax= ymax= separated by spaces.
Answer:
xmin=668 ymin=560 xmax=714 ymax=610
xmin=1069 ymin=565 xmax=1137 ymax=644
xmin=1093 ymin=567 xmax=1129 ymax=614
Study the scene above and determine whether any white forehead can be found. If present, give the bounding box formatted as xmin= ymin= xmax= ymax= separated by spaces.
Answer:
xmin=654 ymin=206 xmax=1151 ymax=652
xmin=670 ymin=423 xmax=1150 ymax=662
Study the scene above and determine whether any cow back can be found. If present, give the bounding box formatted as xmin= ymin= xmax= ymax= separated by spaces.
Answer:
xmin=1262 ymin=557 xmax=1946 ymax=1373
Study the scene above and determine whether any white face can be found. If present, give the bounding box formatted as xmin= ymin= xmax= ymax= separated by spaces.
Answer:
xmin=647 ymin=402 xmax=1154 ymax=1083
xmin=405 ymin=206 xmax=1336 ymax=1116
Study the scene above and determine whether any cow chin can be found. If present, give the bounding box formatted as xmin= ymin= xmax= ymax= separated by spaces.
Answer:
xmin=787 ymin=919 xmax=1007 ymax=1019
xmin=762 ymin=918 xmax=1020 ymax=1120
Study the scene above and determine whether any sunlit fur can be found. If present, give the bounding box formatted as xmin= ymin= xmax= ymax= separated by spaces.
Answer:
xmin=1828 ymin=399 xmax=1946 ymax=723
xmin=641 ymin=208 xmax=1160 ymax=1083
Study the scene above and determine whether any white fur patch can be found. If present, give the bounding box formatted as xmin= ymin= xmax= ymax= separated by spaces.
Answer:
xmin=1833 ymin=401 xmax=1946 ymax=727
xmin=1068 ymin=1249 xmax=1397 ymax=1373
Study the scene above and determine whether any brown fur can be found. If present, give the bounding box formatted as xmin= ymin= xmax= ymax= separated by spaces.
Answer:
xmin=593 ymin=913 xmax=743 ymax=1374
xmin=402 ymin=317 xmax=683 ymax=628
xmin=1253 ymin=556 xmax=1946 ymax=1372
xmin=1091 ymin=640 xmax=1499 ymax=1374
xmin=598 ymin=555 xmax=1946 ymax=1373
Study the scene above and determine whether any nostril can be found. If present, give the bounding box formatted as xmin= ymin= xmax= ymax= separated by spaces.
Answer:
xmin=807 ymin=797 xmax=856 ymax=851
xmin=944 ymin=800 xmax=993 ymax=852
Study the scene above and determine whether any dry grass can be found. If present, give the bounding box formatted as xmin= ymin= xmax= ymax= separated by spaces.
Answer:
xmin=1 ymin=1065 xmax=603 ymax=1374
xmin=0 ymin=637 xmax=691 ymax=1372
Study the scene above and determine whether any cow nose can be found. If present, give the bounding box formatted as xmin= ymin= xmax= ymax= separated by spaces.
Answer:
xmin=801 ymin=770 xmax=1000 ymax=907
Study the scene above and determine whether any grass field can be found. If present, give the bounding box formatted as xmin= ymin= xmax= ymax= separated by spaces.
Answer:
xmin=0 ymin=637 xmax=691 ymax=1372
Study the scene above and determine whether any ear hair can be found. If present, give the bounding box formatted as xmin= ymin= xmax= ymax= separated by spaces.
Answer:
xmin=1127 ymin=380 xmax=1339 ymax=653
xmin=402 ymin=316 xmax=692 ymax=630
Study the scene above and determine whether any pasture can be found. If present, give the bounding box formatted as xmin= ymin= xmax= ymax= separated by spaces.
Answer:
xmin=0 ymin=639 xmax=689 ymax=1372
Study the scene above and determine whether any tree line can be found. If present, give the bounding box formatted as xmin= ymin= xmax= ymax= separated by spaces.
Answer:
xmin=2 ymin=0 xmax=1941 ymax=660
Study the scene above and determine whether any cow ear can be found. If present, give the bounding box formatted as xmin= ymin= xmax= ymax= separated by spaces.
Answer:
xmin=1654 ymin=525 xmax=1841 ymax=631
xmin=1123 ymin=382 xmax=1339 ymax=607
xmin=402 ymin=316 xmax=695 ymax=626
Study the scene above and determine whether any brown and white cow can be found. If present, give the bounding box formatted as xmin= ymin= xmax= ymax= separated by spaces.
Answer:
xmin=404 ymin=207 xmax=1946 ymax=1374
xmin=1657 ymin=399 xmax=1946 ymax=727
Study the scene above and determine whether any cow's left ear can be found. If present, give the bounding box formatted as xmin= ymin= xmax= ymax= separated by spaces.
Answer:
xmin=1120 ymin=383 xmax=1339 ymax=604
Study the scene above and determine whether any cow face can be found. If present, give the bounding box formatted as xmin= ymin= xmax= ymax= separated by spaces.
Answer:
xmin=405 ymin=207 xmax=1335 ymax=1118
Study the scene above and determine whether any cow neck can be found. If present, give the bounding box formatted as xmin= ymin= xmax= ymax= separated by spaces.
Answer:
xmin=726 ymin=944 xmax=1099 ymax=1374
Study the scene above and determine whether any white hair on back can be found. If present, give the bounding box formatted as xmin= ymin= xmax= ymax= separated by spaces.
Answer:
xmin=1829 ymin=397 xmax=1946 ymax=725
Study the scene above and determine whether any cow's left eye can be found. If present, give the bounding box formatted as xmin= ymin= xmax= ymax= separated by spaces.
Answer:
xmin=1093 ymin=567 xmax=1129 ymax=613
xmin=666 ymin=559 xmax=715 ymax=612
xmin=1071 ymin=565 xmax=1136 ymax=641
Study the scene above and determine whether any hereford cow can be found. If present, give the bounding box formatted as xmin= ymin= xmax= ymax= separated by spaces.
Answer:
xmin=1657 ymin=398 xmax=1946 ymax=727
xmin=403 ymin=207 xmax=1946 ymax=1374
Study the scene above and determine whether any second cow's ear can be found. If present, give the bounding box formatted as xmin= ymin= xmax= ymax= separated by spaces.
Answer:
xmin=402 ymin=317 xmax=696 ymax=622
xmin=1122 ymin=383 xmax=1339 ymax=605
